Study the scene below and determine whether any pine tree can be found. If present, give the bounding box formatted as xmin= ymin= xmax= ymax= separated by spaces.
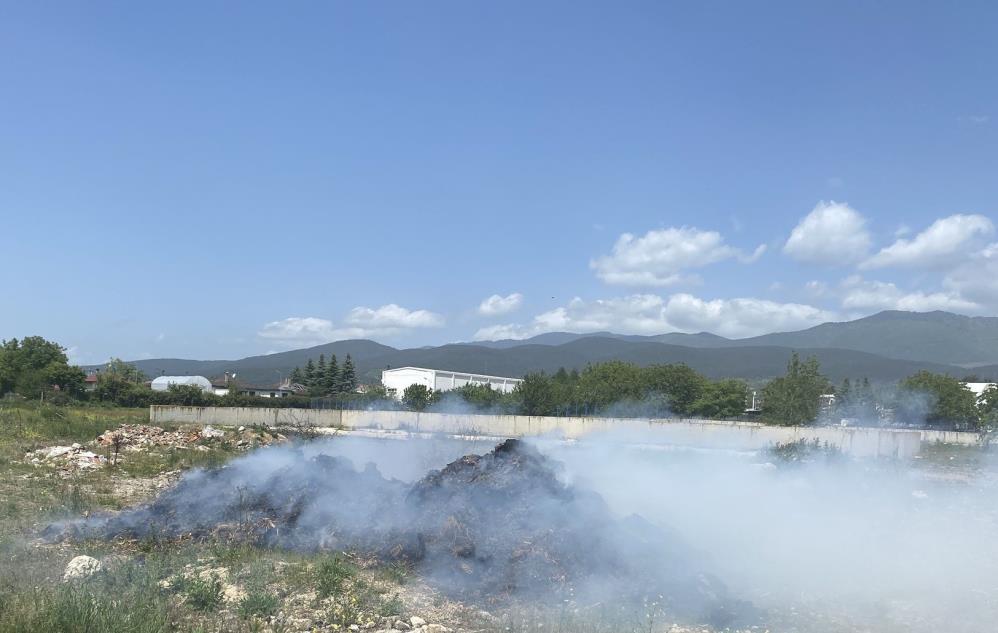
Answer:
xmin=290 ymin=366 xmax=303 ymax=384
xmin=325 ymin=354 xmax=339 ymax=394
xmin=317 ymin=354 xmax=327 ymax=390
xmin=838 ymin=378 xmax=853 ymax=416
xmin=858 ymin=377 xmax=874 ymax=417
xmin=340 ymin=354 xmax=356 ymax=393
xmin=304 ymin=359 xmax=316 ymax=387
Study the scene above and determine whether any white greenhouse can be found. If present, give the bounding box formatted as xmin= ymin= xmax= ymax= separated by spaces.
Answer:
xmin=150 ymin=375 xmax=214 ymax=393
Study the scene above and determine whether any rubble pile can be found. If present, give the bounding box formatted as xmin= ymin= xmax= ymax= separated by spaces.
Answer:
xmin=24 ymin=443 xmax=107 ymax=470
xmin=96 ymin=424 xmax=211 ymax=451
xmin=48 ymin=440 xmax=748 ymax=626
xmin=24 ymin=424 xmax=288 ymax=475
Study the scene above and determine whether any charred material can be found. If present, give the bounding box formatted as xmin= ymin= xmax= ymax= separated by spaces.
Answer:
xmin=46 ymin=439 xmax=749 ymax=626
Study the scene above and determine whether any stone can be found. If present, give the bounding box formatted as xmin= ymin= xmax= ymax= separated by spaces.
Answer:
xmin=46 ymin=446 xmax=73 ymax=459
xmin=410 ymin=617 xmax=426 ymax=628
xmin=63 ymin=555 xmax=103 ymax=581
xmin=201 ymin=426 xmax=225 ymax=439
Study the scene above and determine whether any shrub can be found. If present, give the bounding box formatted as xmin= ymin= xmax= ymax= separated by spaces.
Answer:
xmin=315 ymin=555 xmax=355 ymax=598
xmin=237 ymin=591 xmax=279 ymax=619
xmin=180 ymin=574 xmax=223 ymax=612
xmin=767 ymin=438 xmax=843 ymax=465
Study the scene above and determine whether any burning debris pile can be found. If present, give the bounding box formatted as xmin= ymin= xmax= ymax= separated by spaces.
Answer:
xmin=48 ymin=439 xmax=748 ymax=625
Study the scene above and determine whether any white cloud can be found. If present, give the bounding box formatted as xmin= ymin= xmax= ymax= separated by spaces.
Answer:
xmin=862 ymin=214 xmax=994 ymax=270
xmin=943 ymin=243 xmax=998 ymax=309
xmin=804 ymin=280 xmax=830 ymax=298
xmin=473 ymin=323 xmax=534 ymax=341
xmin=839 ymin=275 xmax=980 ymax=313
xmin=478 ymin=293 xmax=524 ymax=316
xmin=662 ymin=294 xmax=836 ymax=338
xmin=958 ymin=114 xmax=990 ymax=125
xmin=591 ymin=226 xmax=765 ymax=286
xmin=259 ymin=304 xmax=444 ymax=347
xmin=343 ymin=304 xmax=444 ymax=329
xmin=783 ymin=201 xmax=871 ymax=265
xmin=473 ymin=293 xmax=834 ymax=341
xmin=258 ymin=317 xmax=342 ymax=347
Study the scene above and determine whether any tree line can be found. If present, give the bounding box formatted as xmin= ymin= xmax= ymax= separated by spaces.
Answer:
xmin=395 ymin=361 xmax=749 ymax=420
xmin=402 ymin=353 xmax=998 ymax=431
xmin=4 ymin=336 xmax=998 ymax=431
xmin=0 ymin=337 xmax=85 ymax=400
xmin=510 ymin=362 xmax=749 ymax=418
xmin=288 ymin=353 xmax=357 ymax=397
xmin=761 ymin=352 xmax=995 ymax=431
xmin=0 ymin=337 xmax=375 ymax=409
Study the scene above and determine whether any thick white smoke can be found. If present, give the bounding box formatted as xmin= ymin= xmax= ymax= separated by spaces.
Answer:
xmin=301 ymin=430 xmax=998 ymax=631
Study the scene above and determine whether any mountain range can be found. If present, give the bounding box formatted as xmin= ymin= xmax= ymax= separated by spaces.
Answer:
xmin=98 ymin=311 xmax=998 ymax=387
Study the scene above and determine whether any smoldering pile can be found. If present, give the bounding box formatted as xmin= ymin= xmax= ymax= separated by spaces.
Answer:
xmin=46 ymin=439 xmax=748 ymax=625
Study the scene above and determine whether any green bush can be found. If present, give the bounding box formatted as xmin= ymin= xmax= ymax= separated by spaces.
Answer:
xmin=315 ymin=554 xmax=355 ymax=598
xmin=237 ymin=591 xmax=279 ymax=619
xmin=179 ymin=574 xmax=224 ymax=612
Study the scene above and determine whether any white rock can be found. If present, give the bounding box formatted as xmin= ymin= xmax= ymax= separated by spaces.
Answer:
xmin=201 ymin=426 xmax=225 ymax=439
xmin=63 ymin=555 xmax=103 ymax=581
xmin=46 ymin=446 xmax=73 ymax=459
xmin=410 ymin=617 xmax=426 ymax=627
xmin=426 ymin=625 xmax=450 ymax=633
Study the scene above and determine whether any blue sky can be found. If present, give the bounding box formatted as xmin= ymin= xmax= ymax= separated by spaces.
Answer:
xmin=2 ymin=1 xmax=997 ymax=363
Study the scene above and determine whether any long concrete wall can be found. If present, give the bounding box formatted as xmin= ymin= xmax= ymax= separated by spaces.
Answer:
xmin=150 ymin=405 xmax=927 ymax=458
xmin=919 ymin=429 xmax=982 ymax=446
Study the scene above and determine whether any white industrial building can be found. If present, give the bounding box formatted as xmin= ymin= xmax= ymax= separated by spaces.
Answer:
xmin=150 ymin=375 xmax=213 ymax=393
xmin=965 ymin=382 xmax=997 ymax=401
xmin=382 ymin=367 xmax=522 ymax=399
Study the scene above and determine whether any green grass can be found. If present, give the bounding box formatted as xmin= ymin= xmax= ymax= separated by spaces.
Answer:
xmin=0 ymin=404 xmax=248 ymax=631
xmin=237 ymin=591 xmax=279 ymax=619
xmin=377 ymin=560 xmax=411 ymax=585
xmin=0 ymin=548 xmax=176 ymax=633
xmin=377 ymin=593 xmax=404 ymax=618
xmin=315 ymin=553 xmax=357 ymax=598
xmin=117 ymin=445 xmax=235 ymax=478
xmin=0 ymin=403 xmax=145 ymax=447
xmin=178 ymin=575 xmax=224 ymax=612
